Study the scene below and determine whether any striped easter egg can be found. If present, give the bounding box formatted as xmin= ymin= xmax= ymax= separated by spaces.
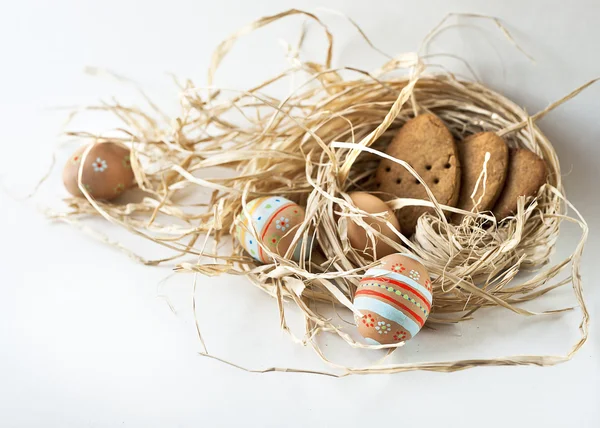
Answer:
xmin=354 ymin=253 xmax=433 ymax=345
xmin=234 ymin=196 xmax=312 ymax=263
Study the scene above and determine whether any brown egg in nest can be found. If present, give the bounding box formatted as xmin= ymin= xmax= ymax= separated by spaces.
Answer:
xmin=344 ymin=192 xmax=402 ymax=259
xmin=63 ymin=142 xmax=135 ymax=201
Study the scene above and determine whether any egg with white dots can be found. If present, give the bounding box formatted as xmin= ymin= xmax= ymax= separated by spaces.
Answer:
xmin=354 ymin=253 xmax=433 ymax=345
xmin=234 ymin=196 xmax=312 ymax=263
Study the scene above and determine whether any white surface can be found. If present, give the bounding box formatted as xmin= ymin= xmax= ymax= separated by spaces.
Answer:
xmin=1 ymin=0 xmax=599 ymax=427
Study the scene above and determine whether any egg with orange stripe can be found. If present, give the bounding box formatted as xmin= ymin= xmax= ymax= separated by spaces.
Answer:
xmin=234 ymin=196 xmax=312 ymax=263
xmin=355 ymin=253 xmax=433 ymax=345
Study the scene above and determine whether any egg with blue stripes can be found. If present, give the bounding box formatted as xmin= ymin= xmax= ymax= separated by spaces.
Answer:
xmin=355 ymin=253 xmax=433 ymax=344
xmin=234 ymin=196 xmax=312 ymax=263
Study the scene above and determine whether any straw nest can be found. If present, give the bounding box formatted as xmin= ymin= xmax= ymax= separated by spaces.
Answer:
xmin=50 ymin=10 xmax=591 ymax=375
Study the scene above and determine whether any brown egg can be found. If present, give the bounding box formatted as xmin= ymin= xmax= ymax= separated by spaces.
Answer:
xmin=63 ymin=143 xmax=135 ymax=200
xmin=344 ymin=192 xmax=402 ymax=259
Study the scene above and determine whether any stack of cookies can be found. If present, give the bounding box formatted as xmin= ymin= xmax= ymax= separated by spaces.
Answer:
xmin=374 ymin=114 xmax=547 ymax=236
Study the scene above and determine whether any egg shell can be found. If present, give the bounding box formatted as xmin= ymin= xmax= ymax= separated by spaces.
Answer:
xmin=355 ymin=253 xmax=432 ymax=345
xmin=63 ymin=143 xmax=135 ymax=201
xmin=235 ymin=196 xmax=310 ymax=263
xmin=344 ymin=192 xmax=401 ymax=259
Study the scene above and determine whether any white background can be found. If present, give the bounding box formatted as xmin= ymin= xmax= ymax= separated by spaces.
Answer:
xmin=1 ymin=0 xmax=599 ymax=427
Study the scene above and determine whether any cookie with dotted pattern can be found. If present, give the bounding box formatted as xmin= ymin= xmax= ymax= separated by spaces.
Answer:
xmin=375 ymin=114 xmax=461 ymax=236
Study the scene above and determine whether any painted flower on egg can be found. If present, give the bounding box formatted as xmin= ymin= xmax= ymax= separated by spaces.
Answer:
xmin=391 ymin=263 xmax=405 ymax=273
xmin=92 ymin=157 xmax=108 ymax=172
xmin=409 ymin=269 xmax=420 ymax=281
xmin=114 ymin=183 xmax=125 ymax=194
xmin=275 ymin=216 xmax=290 ymax=232
xmin=375 ymin=321 xmax=391 ymax=334
xmin=361 ymin=314 xmax=375 ymax=327
xmin=393 ymin=329 xmax=408 ymax=342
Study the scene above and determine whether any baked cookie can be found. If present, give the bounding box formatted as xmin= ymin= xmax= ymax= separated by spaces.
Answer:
xmin=375 ymin=114 xmax=461 ymax=236
xmin=455 ymin=132 xmax=509 ymax=221
xmin=492 ymin=148 xmax=547 ymax=220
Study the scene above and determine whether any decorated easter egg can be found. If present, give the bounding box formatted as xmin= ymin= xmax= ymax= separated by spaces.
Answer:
xmin=345 ymin=192 xmax=401 ymax=259
xmin=235 ymin=196 xmax=311 ymax=263
xmin=63 ymin=142 xmax=135 ymax=201
xmin=354 ymin=253 xmax=433 ymax=345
